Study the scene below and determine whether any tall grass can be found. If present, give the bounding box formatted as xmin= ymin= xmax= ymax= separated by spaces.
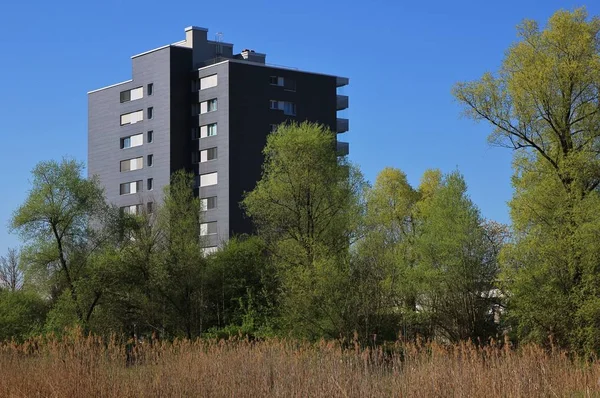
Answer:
xmin=0 ymin=330 xmax=598 ymax=397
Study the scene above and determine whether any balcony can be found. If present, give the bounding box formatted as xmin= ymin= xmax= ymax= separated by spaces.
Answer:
xmin=336 ymin=118 xmax=349 ymax=134
xmin=336 ymin=141 xmax=349 ymax=156
xmin=336 ymin=95 xmax=349 ymax=111
xmin=336 ymin=76 xmax=349 ymax=87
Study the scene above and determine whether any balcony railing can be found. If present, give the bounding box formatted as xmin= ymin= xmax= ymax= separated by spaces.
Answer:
xmin=336 ymin=95 xmax=349 ymax=111
xmin=336 ymin=118 xmax=349 ymax=134
xmin=336 ymin=76 xmax=349 ymax=87
xmin=336 ymin=141 xmax=349 ymax=156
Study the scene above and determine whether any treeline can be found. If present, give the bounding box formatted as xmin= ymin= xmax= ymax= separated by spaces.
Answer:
xmin=0 ymin=123 xmax=504 ymax=345
xmin=2 ymin=8 xmax=600 ymax=355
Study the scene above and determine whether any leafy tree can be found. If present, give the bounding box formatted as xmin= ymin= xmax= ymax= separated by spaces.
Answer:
xmin=414 ymin=171 xmax=500 ymax=342
xmin=0 ymin=290 xmax=47 ymax=341
xmin=453 ymin=8 xmax=600 ymax=199
xmin=357 ymin=169 xmax=501 ymax=343
xmin=11 ymin=159 xmax=116 ymax=329
xmin=204 ymin=235 xmax=278 ymax=337
xmin=454 ymin=8 xmax=600 ymax=352
xmin=108 ymin=208 xmax=163 ymax=337
xmin=352 ymin=168 xmax=421 ymax=341
xmin=152 ymin=170 xmax=207 ymax=339
xmin=243 ymin=122 xmax=365 ymax=339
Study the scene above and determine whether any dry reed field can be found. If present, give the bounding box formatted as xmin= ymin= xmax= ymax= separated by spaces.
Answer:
xmin=1 ymin=331 xmax=599 ymax=397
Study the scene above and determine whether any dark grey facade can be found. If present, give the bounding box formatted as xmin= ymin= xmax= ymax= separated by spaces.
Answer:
xmin=88 ymin=27 xmax=349 ymax=252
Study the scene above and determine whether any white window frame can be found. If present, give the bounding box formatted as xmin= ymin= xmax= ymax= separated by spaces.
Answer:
xmin=200 ymin=99 xmax=218 ymax=114
xmin=200 ymin=74 xmax=218 ymax=90
xmin=121 ymin=133 xmax=143 ymax=149
xmin=200 ymin=123 xmax=217 ymax=138
xmin=200 ymin=222 xmax=218 ymax=236
xmin=120 ymin=110 xmax=144 ymax=126
xmin=120 ymin=87 xmax=143 ymax=103
xmin=121 ymin=204 xmax=142 ymax=215
xmin=120 ymin=157 xmax=143 ymax=172
xmin=200 ymin=147 xmax=217 ymax=163
xmin=200 ymin=172 xmax=218 ymax=187
xmin=201 ymin=246 xmax=218 ymax=256
xmin=200 ymin=196 xmax=217 ymax=211
xmin=120 ymin=180 xmax=142 ymax=195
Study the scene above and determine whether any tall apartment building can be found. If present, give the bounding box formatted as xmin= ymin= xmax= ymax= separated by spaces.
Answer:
xmin=88 ymin=26 xmax=349 ymax=252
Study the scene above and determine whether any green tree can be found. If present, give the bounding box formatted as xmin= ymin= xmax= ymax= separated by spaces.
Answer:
xmin=153 ymin=170 xmax=207 ymax=339
xmin=356 ymin=169 xmax=501 ymax=343
xmin=352 ymin=167 xmax=421 ymax=341
xmin=0 ymin=290 xmax=47 ymax=341
xmin=243 ymin=122 xmax=365 ymax=339
xmin=11 ymin=159 xmax=116 ymax=330
xmin=453 ymin=8 xmax=600 ymax=351
xmin=414 ymin=172 xmax=500 ymax=342
xmin=204 ymin=235 xmax=278 ymax=337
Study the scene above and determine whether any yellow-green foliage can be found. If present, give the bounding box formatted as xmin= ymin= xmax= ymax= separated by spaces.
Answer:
xmin=454 ymin=8 xmax=600 ymax=353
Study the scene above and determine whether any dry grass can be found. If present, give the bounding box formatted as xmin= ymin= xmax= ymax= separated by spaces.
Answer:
xmin=0 ymin=330 xmax=599 ymax=397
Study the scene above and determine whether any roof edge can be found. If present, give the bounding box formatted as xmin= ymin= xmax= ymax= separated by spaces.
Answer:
xmin=87 ymin=79 xmax=133 ymax=94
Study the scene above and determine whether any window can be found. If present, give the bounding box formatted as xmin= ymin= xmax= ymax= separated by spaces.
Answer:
xmin=120 ymin=90 xmax=130 ymax=103
xmin=120 ymin=157 xmax=143 ymax=172
xmin=120 ymin=87 xmax=143 ymax=103
xmin=120 ymin=180 xmax=143 ymax=195
xmin=147 ymin=202 xmax=154 ymax=213
xmin=120 ymin=133 xmax=143 ymax=149
xmin=200 ymin=123 xmax=217 ymax=138
xmin=284 ymin=102 xmax=296 ymax=116
xmin=200 ymin=196 xmax=217 ymax=211
xmin=269 ymin=76 xmax=284 ymax=86
xmin=120 ymin=110 xmax=144 ymax=125
xmin=121 ymin=204 xmax=143 ymax=215
xmin=192 ymin=103 xmax=200 ymax=116
xmin=147 ymin=130 xmax=153 ymax=143
xmin=147 ymin=154 xmax=153 ymax=167
xmin=200 ymin=74 xmax=218 ymax=90
xmin=201 ymin=147 xmax=217 ymax=162
xmin=200 ymin=172 xmax=217 ymax=187
xmin=270 ymin=101 xmax=296 ymax=116
xmin=192 ymin=151 xmax=200 ymax=164
xmin=192 ymin=127 xmax=200 ymax=140
xmin=202 ymin=246 xmax=218 ymax=256
xmin=201 ymin=99 xmax=217 ymax=114
xmin=147 ymin=178 xmax=153 ymax=191
xmin=147 ymin=83 xmax=153 ymax=96
xmin=147 ymin=107 xmax=154 ymax=119
xmin=269 ymin=76 xmax=295 ymax=90
xmin=200 ymin=222 xmax=217 ymax=236
xmin=207 ymin=123 xmax=217 ymax=137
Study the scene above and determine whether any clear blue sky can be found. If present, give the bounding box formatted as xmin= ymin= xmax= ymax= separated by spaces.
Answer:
xmin=0 ymin=0 xmax=597 ymax=255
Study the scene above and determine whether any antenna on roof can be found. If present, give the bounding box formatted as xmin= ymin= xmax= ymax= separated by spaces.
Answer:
xmin=215 ymin=32 xmax=223 ymax=57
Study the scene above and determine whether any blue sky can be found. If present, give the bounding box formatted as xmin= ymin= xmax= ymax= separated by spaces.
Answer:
xmin=0 ymin=0 xmax=597 ymax=255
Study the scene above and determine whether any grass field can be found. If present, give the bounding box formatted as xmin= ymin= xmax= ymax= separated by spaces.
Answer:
xmin=1 ymin=331 xmax=599 ymax=397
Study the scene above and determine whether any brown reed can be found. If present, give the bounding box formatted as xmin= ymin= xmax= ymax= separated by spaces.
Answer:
xmin=0 ymin=330 xmax=598 ymax=397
